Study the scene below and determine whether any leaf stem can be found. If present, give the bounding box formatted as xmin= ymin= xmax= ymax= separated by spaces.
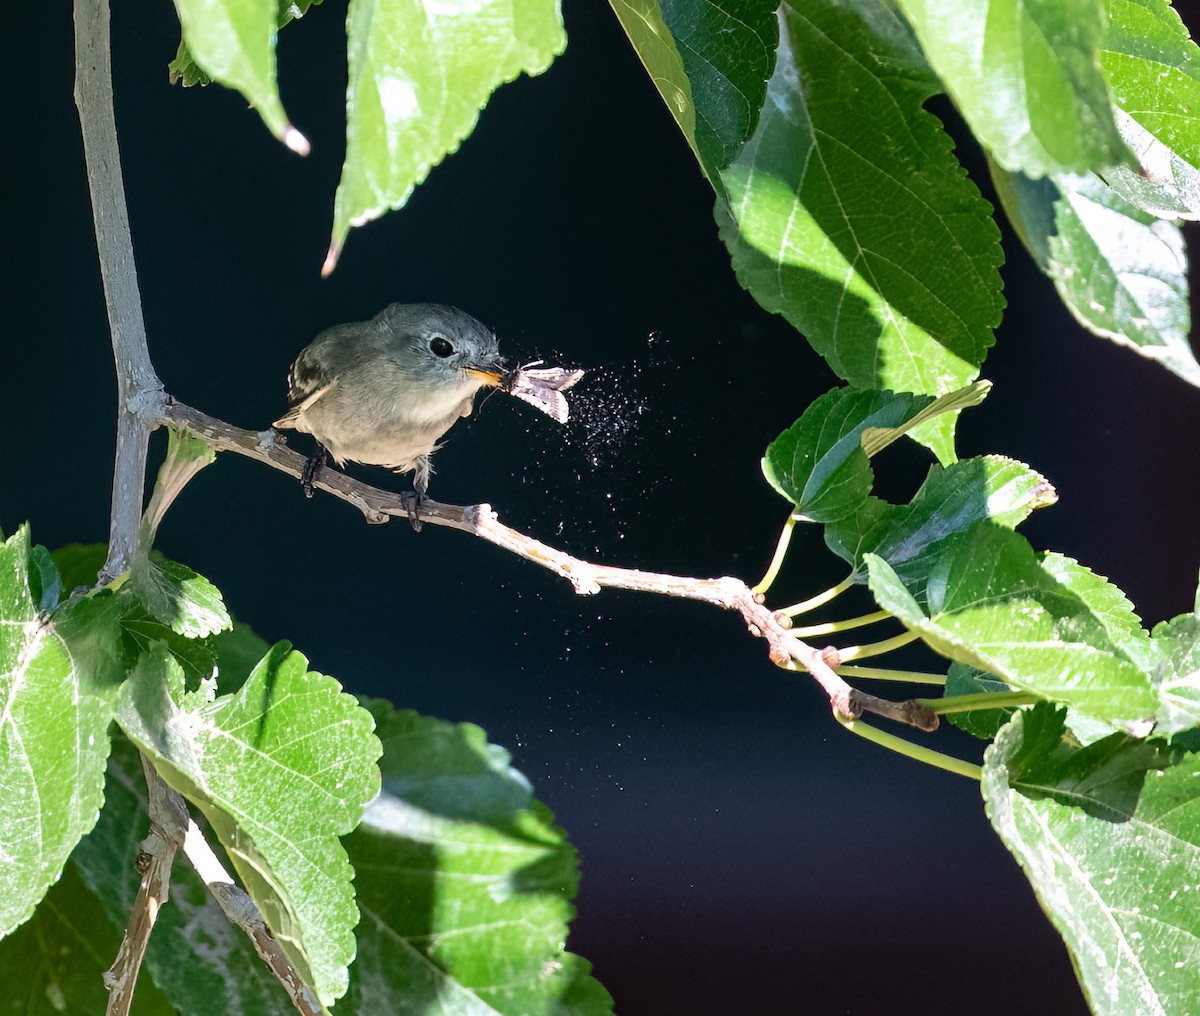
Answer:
xmin=835 ymin=714 xmax=982 ymax=780
xmin=789 ymin=609 xmax=892 ymax=638
xmin=752 ymin=514 xmax=796 ymax=595
xmin=835 ymin=665 xmax=946 ymax=686
xmin=917 ymin=691 xmax=1039 ymax=714
xmin=780 ymin=573 xmax=855 ymax=616
xmin=836 ymin=630 xmax=919 ymax=661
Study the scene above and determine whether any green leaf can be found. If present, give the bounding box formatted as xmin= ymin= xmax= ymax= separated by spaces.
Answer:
xmin=943 ymin=663 xmax=1018 ymax=740
xmin=327 ymin=0 xmax=566 ymax=273
xmin=169 ymin=0 xmax=302 ymax=149
xmin=984 ymin=706 xmax=1200 ymax=1015
xmin=131 ymin=558 xmax=232 ymax=640
xmin=116 ymin=643 xmax=382 ymax=1005
xmin=896 ymin=0 xmax=1129 ymax=177
xmin=994 ymin=167 xmax=1199 ymax=387
xmin=865 ymin=524 xmax=1158 ymax=728
xmin=826 ymin=455 xmax=1055 ymax=584
xmin=612 ymin=0 xmax=777 ymax=181
xmin=716 ymin=1 xmax=1003 ymax=462
xmin=50 ymin=542 xmax=108 ymax=593
xmin=0 ymin=861 xmax=176 ymax=1016
xmin=52 ymin=543 xmax=227 ymax=685
xmin=1101 ymin=0 xmax=1200 ymax=219
xmin=762 ymin=387 xmax=932 ymax=521
xmin=341 ymin=704 xmax=613 ymax=1015
xmin=72 ymin=736 xmax=294 ymax=1016
xmin=1041 ymin=552 xmax=1159 ymax=674
xmin=171 ymin=0 xmax=326 ymax=88
xmin=1152 ymin=612 xmax=1200 ymax=737
xmin=0 ymin=528 xmax=124 ymax=939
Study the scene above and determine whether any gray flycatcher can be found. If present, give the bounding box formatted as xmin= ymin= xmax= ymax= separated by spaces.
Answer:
xmin=273 ymin=303 xmax=506 ymax=498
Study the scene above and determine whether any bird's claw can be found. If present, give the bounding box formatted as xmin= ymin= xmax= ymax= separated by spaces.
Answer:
xmin=401 ymin=491 xmax=424 ymax=532
xmin=301 ymin=443 xmax=329 ymax=499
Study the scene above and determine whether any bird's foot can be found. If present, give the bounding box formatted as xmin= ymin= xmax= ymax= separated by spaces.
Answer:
xmin=400 ymin=490 xmax=425 ymax=532
xmin=302 ymin=443 xmax=329 ymax=499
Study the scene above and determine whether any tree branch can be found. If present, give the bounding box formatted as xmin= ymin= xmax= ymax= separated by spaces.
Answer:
xmin=163 ymin=401 xmax=939 ymax=732
xmin=180 ymin=821 xmax=325 ymax=1016
xmin=104 ymin=758 xmax=189 ymax=1016
xmin=74 ymin=0 xmax=165 ymax=583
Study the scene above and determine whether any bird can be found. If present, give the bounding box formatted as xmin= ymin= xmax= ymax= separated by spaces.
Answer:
xmin=273 ymin=303 xmax=507 ymax=502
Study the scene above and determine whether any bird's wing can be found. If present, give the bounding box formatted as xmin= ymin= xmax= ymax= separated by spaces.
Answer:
xmin=272 ymin=344 xmax=340 ymax=429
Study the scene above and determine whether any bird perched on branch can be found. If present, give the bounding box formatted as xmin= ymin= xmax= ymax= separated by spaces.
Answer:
xmin=273 ymin=303 xmax=507 ymax=500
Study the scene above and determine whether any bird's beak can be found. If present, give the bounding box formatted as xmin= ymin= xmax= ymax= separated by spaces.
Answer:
xmin=464 ymin=366 xmax=505 ymax=387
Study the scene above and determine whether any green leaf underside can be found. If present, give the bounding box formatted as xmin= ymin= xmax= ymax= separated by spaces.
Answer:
xmin=984 ymin=706 xmax=1200 ymax=1015
xmin=1153 ymin=613 xmax=1200 ymax=737
xmin=170 ymin=0 xmax=291 ymax=139
xmin=716 ymin=1 xmax=1003 ymax=462
xmin=1101 ymin=0 xmax=1200 ymax=218
xmin=341 ymin=704 xmax=613 ymax=1015
xmin=865 ymin=523 xmax=1157 ymax=727
xmin=825 ymin=454 xmax=1052 ymax=585
xmin=0 ymin=861 xmax=176 ymax=1016
xmin=171 ymin=1 xmax=325 ymax=88
xmin=762 ymin=387 xmax=931 ymax=520
xmin=897 ymin=0 xmax=1129 ymax=178
xmin=116 ymin=643 xmax=382 ymax=1005
xmin=72 ymin=737 xmax=294 ymax=1016
xmin=993 ymin=167 xmax=1198 ymax=386
xmin=329 ymin=0 xmax=566 ymax=268
xmin=0 ymin=529 xmax=123 ymax=939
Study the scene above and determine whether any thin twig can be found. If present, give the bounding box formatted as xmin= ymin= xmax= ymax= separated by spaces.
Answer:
xmin=162 ymin=401 xmax=939 ymax=732
xmin=73 ymin=0 xmax=165 ymax=583
xmin=104 ymin=759 xmax=189 ymax=1016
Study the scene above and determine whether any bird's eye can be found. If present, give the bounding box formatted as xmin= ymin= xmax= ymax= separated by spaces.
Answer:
xmin=429 ymin=336 xmax=454 ymax=358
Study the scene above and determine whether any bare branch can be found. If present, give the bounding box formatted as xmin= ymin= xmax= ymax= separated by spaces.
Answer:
xmin=180 ymin=822 xmax=325 ymax=1016
xmin=73 ymin=0 xmax=165 ymax=582
xmin=162 ymin=401 xmax=939 ymax=732
xmin=104 ymin=758 xmax=189 ymax=1016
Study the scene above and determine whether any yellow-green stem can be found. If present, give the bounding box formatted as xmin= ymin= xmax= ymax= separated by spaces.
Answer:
xmin=753 ymin=515 xmax=797 ymax=595
xmin=917 ymin=691 xmax=1040 ymax=714
xmin=835 ymin=666 xmax=946 ymax=686
xmin=836 ymin=714 xmax=982 ymax=780
xmin=790 ymin=609 xmax=892 ymax=638
xmin=781 ymin=573 xmax=855 ymax=616
xmin=837 ymin=630 xmax=919 ymax=661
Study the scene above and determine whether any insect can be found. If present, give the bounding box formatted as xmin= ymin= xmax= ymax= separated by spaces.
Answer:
xmin=501 ymin=361 xmax=585 ymax=424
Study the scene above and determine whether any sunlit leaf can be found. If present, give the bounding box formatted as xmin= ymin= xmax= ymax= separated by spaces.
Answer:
xmin=984 ymin=706 xmax=1200 ymax=1015
xmin=612 ymin=0 xmax=777 ymax=181
xmin=72 ymin=737 xmax=295 ymax=1016
xmin=340 ymin=704 xmax=613 ymax=1014
xmin=897 ymin=0 xmax=1129 ymax=177
xmin=826 ymin=455 xmax=1054 ymax=584
xmin=716 ymin=0 xmax=1003 ymax=462
xmin=117 ymin=643 xmax=381 ymax=1005
xmin=0 ymin=528 xmax=123 ymax=939
xmin=1153 ymin=612 xmax=1200 ymax=737
xmin=866 ymin=524 xmax=1157 ymax=727
xmin=1101 ymin=0 xmax=1200 ymax=218
xmin=762 ymin=387 xmax=931 ymax=521
xmin=327 ymin=0 xmax=565 ymax=273
xmin=169 ymin=0 xmax=304 ymax=149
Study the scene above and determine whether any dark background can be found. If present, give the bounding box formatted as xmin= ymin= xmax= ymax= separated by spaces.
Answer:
xmin=8 ymin=3 xmax=1200 ymax=1013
